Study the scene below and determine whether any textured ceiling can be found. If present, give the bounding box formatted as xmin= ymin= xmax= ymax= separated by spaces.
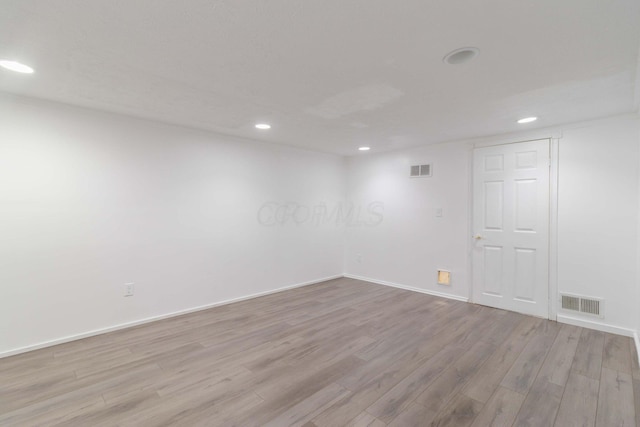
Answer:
xmin=0 ymin=0 xmax=639 ymax=155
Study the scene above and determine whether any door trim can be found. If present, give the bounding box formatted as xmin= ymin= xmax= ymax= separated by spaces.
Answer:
xmin=468 ymin=137 xmax=560 ymax=320
xmin=548 ymin=138 xmax=559 ymax=321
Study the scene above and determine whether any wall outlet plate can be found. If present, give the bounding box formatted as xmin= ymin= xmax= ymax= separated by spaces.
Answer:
xmin=124 ymin=282 xmax=135 ymax=297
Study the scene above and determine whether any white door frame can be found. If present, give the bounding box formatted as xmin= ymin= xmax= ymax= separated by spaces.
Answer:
xmin=467 ymin=136 xmax=560 ymax=320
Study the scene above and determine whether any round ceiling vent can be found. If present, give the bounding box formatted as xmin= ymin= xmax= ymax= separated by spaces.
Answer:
xmin=443 ymin=47 xmax=480 ymax=65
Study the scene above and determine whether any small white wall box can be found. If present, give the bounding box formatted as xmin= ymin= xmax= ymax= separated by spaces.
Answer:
xmin=437 ymin=270 xmax=451 ymax=286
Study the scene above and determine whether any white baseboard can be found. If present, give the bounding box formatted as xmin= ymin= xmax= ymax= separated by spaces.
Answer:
xmin=5 ymin=273 xmax=635 ymax=362
xmin=343 ymin=274 xmax=469 ymax=303
xmin=0 ymin=274 xmax=343 ymax=359
xmin=557 ymin=314 xmax=636 ymax=337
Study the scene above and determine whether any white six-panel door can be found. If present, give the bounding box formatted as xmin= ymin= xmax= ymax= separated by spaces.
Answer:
xmin=472 ymin=139 xmax=550 ymax=318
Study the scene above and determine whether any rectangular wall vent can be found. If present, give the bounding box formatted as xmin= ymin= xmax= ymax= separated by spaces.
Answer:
xmin=561 ymin=295 xmax=579 ymax=312
xmin=580 ymin=298 xmax=600 ymax=316
xmin=560 ymin=293 xmax=603 ymax=318
xmin=410 ymin=164 xmax=432 ymax=178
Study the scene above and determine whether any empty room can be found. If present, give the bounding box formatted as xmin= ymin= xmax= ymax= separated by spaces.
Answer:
xmin=1 ymin=1 xmax=640 ymax=426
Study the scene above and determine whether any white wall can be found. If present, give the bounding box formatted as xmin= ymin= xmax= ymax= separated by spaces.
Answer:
xmin=344 ymin=141 xmax=472 ymax=300
xmin=2 ymin=92 xmax=639 ymax=357
xmin=637 ymin=114 xmax=640 ymax=346
xmin=557 ymin=116 xmax=639 ymax=333
xmin=0 ymin=94 xmax=345 ymax=356
xmin=345 ymin=115 xmax=640 ymax=334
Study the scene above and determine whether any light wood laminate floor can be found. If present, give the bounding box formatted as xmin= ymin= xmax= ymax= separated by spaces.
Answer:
xmin=2 ymin=278 xmax=639 ymax=426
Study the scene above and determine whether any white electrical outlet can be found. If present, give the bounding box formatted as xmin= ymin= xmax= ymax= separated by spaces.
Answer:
xmin=356 ymin=253 xmax=363 ymax=263
xmin=435 ymin=207 xmax=443 ymax=217
xmin=124 ymin=282 xmax=135 ymax=297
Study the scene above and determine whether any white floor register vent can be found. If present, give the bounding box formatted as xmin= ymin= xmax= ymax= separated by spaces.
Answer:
xmin=560 ymin=293 xmax=604 ymax=318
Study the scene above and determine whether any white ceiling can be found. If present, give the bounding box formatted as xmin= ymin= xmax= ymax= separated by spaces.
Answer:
xmin=1 ymin=0 xmax=639 ymax=155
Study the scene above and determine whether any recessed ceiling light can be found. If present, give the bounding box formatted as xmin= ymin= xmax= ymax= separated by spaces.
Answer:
xmin=358 ymin=146 xmax=371 ymax=151
xmin=443 ymin=47 xmax=480 ymax=65
xmin=517 ymin=117 xmax=538 ymax=124
xmin=255 ymin=123 xmax=271 ymax=130
xmin=0 ymin=60 xmax=34 ymax=74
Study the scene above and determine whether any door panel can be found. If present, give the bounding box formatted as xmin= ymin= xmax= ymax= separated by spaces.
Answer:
xmin=514 ymin=248 xmax=536 ymax=301
xmin=472 ymin=139 xmax=550 ymax=318
xmin=484 ymin=181 xmax=504 ymax=229
xmin=515 ymin=179 xmax=537 ymax=231
xmin=483 ymin=246 xmax=503 ymax=295
xmin=484 ymin=154 xmax=504 ymax=172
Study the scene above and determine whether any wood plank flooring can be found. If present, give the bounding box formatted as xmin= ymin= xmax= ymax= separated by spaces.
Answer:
xmin=1 ymin=277 xmax=639 ymax=426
